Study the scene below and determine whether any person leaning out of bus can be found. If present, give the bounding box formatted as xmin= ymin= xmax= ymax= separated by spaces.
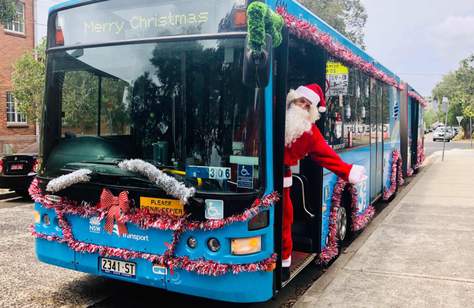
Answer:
xmin=282 ymin=83 xmax=367 ymax=281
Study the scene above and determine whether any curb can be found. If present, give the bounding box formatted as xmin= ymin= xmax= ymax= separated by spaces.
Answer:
xmin=294 ymin=155 xmax=436 ymax=307
xmin=0 ymin=191 xmax=18 ymax=200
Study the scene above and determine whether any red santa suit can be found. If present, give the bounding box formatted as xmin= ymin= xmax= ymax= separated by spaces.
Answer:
xmin=282 ymin=84 xmax=366 ymax=267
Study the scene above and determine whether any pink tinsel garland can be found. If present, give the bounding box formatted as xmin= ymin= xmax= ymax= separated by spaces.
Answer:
xmin=30 ymin=179 xmax=279 ymax=276
xmin=408 ymin=91 xmax=428 ymax=108
xmin=415 ymin=143 xmax=425 ymax=169
xmin=383 ymin=150 xmax=405 ymax=200
xmin=277 ymin=7 xmax=403 ymax=90
xmin=318 ymin=178 xmax=375 ymax=264
xmin=29 ymin=179 xmax=279 ymax=232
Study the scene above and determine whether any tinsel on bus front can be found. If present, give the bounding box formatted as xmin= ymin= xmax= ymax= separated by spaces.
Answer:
xmin=29 ymin=178 xmax=279 ymax=276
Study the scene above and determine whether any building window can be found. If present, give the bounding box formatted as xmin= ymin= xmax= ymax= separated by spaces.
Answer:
xmin=6 ymin=92 xmax=27 ymax=124
xmin=3 ymin=1 xmax=25 ymax=34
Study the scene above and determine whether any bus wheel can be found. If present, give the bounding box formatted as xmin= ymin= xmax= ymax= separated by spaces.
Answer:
xmin=336 ymin=206 xmax=348 ymax=244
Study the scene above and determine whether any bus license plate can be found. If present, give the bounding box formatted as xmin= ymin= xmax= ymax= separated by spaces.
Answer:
xmin=100 ymin=258 xmax=136 ymax=278
xmin=11 ymin=164 xmax=23 ymax=170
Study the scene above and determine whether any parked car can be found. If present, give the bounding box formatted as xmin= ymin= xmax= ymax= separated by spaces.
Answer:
xmin=0 ymin=154 xmax=38 ymax=197
xmin=433 ymin=127 xmax=454 ymax=142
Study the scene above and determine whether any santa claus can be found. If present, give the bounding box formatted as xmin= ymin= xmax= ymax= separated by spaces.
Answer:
xmin=282 ymin=83 xmax=367 ymax=281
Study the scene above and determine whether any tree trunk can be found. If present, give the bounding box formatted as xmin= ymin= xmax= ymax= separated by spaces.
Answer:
xmin=462 ymin=121 xmax=472 ymax=139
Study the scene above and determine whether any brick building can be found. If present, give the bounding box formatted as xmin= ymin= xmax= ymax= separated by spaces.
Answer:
xmin=0 ymin=0 xmax=36 ymax=154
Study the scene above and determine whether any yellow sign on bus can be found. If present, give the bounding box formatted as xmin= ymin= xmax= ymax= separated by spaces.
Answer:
xmin=326 ymin=61 xmax=349 ymax=75
xmin=140 ymin=197 xmax=184 ymax=216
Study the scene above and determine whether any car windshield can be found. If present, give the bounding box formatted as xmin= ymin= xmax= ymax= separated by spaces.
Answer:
xmin=43 ymin=38 xmax=263 ymax=193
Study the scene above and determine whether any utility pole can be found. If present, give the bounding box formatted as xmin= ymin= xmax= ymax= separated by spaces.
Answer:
xmin=442 ymin=97 xmax=449 ymax=162
xmin=471 ymin=116 xmax=473 ymax=149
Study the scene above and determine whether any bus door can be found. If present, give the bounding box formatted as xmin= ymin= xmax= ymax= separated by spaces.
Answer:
xmin=369 ymin=79 xmax=384 ymax=200
xmin=407 ymin=98 xmax=413 ymax=172
xmin=411 ymin=100 xmax=420 ymax=168
xmin=284 ymin=36 xmax=327 ymax=255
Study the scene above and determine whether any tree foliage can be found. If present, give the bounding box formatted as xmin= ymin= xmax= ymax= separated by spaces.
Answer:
xmin=432 ymin=54 xmax=474 ymax=137
xmin=298 ymin=0 xmax=368 ymax=48
xmin=0 ymin=0 xmax=16 ymax=24
xmin=11 ymin=39 xmax=46 ymax=122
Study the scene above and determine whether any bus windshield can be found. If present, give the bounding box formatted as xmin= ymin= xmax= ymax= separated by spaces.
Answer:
xmin=43 ymin=38 xmax=263 ymax=193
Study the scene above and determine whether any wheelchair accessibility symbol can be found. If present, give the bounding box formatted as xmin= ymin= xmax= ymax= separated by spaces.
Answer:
xmin=237 ymin=164 xmax=254 ymax=189
xmin=205 ymin=199 xmax=224 ymax=220
xmin=240 ymin=166 xmax=251 ymax=177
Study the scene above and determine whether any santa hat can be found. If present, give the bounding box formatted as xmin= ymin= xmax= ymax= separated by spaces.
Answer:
xmin=286 ymin=83 xmax=327 ymax=113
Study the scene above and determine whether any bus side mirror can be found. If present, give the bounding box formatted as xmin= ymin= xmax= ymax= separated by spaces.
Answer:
xmin=242 ymin=34 xmax=272 ymax=88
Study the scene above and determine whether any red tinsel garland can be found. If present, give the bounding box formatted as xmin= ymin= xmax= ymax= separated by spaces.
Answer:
xmin=408 ymin=91 xmax=428 ymax=108
xmin=318 ymin=178 xmax=375 ymax=264
xmin=277 ymin=7 xmax=403 ymax=90
xmin=383 ymin=150 xmax=405 ymax=200
xmin=30 ymin=179 xmax=279 ymax=276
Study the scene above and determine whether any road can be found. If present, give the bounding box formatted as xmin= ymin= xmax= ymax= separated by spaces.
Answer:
xmin=424 ymin=133 xmax=472 ymax=157
xmin=0 ymin=196 xmax=322 ymax=308
xmin=1 ymin=137 xmax=470 ymax=307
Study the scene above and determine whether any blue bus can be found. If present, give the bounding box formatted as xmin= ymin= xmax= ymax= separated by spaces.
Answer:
xmin=31 ymin=0 xmax=425 ymax=303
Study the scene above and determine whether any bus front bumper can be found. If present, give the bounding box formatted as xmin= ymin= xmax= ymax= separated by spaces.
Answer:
xmin=35 ymin=238 xmax=274 ymax=303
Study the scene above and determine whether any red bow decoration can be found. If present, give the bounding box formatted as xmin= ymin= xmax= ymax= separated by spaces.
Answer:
xmin=99 ymin=189 xmax=130 ymax=236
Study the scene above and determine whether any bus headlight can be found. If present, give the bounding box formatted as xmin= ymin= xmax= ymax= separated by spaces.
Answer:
xmin=231 ymin=236 xmax=262 ymax=255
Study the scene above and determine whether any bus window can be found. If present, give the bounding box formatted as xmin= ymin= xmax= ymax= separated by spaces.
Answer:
xmin=324 ymin=64 xmax=371 ymax=150
xmin=382 ymin=84 xmax=391 ymax=141
xmin=61 ymin=72 xmax=131 ymax=137
xmin=46 ymin=38 xmax=263 ymax=193
xmin=287 ymin=36 xmax=327 ymax=92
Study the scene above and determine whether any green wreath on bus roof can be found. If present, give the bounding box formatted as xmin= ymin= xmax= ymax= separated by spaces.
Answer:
xmin=247 ymin=1 xmax=284 ymax=52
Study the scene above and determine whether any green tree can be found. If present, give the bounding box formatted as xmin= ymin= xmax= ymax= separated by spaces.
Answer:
xmin=11 ymin=39 xmax=46 ymax=122
xmin=0 ymin=0 xmax=16 ymax=24
xmin=423 ymin=109 xmax=438 ymax=129
xmin=433 ymin=55 xmax=474 ymax=138
xmin=298 ymin=0 xmax=368 ymax=48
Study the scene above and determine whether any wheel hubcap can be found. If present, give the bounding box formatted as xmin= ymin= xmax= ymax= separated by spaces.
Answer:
xmin=336 ymin=207 xmax=347 ymax=241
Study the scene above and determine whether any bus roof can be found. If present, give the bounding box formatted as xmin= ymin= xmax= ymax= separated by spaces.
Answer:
xmin=50 ymin=0 xmax=425 ymax=95
xmin=49 ymin=0 xmax=88 ymax=13
xmin=271 ymin=0 xmax=401 ymax=83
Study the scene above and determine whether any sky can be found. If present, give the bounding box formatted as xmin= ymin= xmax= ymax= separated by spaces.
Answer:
xmin=34 ymin=0 xmax=63 ymax=43
xmin=360 ymin=0 xmax=474 ymax=96
xmin=35 ymin=0 xmax=474 ymax=96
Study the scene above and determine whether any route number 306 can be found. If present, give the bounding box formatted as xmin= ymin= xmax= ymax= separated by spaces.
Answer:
xmin=209 ymin=167 xmax=231 ymax=180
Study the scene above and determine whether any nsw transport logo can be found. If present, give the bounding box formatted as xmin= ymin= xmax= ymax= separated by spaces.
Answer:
xmin=89 ymin=216 xmax=101 ymax=234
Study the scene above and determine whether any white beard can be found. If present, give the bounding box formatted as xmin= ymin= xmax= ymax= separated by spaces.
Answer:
xmin=285 ymin=104 xmax=320 ymax=146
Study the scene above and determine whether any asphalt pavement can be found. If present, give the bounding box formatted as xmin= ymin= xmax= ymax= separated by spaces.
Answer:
xmin=424 ymin=133 xmax=472 ymax=157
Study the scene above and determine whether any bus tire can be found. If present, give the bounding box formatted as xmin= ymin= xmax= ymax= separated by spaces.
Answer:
xmin=338 ymin=188 xmax=354 ymax=250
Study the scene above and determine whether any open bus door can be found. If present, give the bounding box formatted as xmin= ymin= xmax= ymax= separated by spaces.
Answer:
xmin=273 ymin=31 xmax=328 ymax=288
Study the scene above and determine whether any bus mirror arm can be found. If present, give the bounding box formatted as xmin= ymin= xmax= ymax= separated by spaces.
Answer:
xmin=242 ymin=34 xmax=272 ymax=88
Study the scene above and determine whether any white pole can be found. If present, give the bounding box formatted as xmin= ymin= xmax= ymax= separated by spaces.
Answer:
xmin=470 ymin=116 xmax=472 ymax=149
xmin=442 ymin=97 xmax=449 ymax=161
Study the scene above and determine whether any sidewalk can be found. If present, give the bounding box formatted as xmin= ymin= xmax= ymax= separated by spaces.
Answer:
xmin=296 ymin=149 xmax=474 ymax=308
